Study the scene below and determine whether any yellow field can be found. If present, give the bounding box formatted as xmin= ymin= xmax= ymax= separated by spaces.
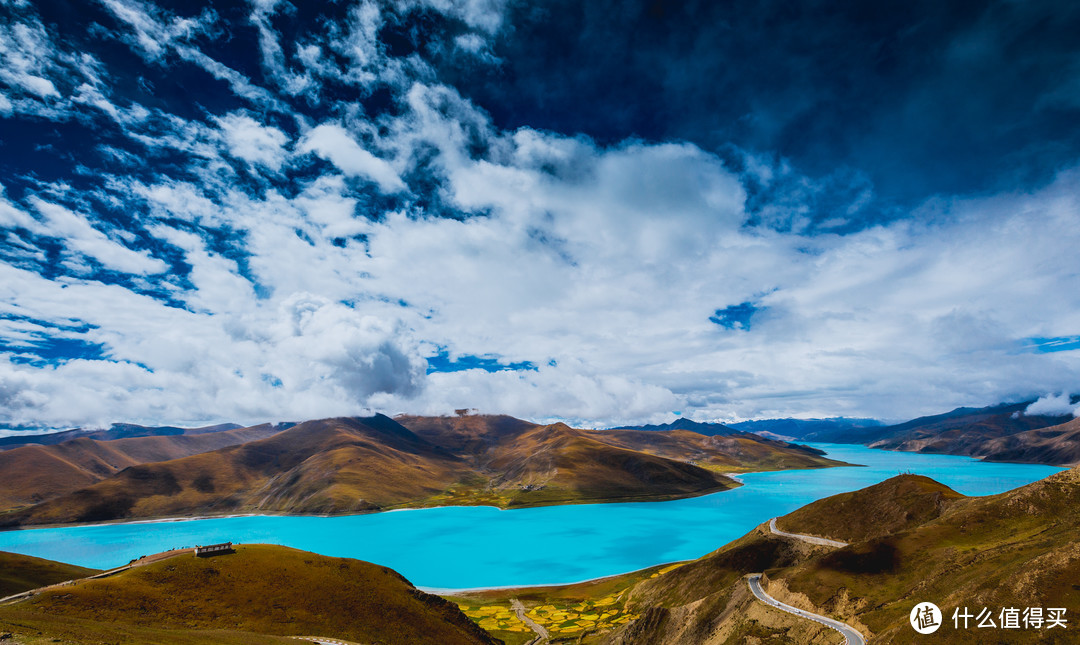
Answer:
xmin=458 ymin=596 xmax=640 ymax=638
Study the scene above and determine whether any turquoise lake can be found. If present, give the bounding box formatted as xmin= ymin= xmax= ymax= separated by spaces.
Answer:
xmin=0 ymin=444 xmax=1063 ymax=590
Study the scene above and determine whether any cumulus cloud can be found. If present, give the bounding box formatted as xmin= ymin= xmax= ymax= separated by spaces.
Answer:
xmin=1025 ymin=393 xmax=1079 ymax=418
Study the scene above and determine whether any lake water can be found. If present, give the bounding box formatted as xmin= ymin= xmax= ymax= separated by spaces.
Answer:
xmin=0 ymin=444 xmax=1063 ymax=590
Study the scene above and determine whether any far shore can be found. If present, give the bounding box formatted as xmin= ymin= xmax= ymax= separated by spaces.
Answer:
xmin=0 ymin=479 xmax=754 ymax=532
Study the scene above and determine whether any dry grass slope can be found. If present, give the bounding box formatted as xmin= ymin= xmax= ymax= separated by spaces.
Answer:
xmin=777 ymin=474 xmax=964 ymax=543
xmin=0 ymin=424 xmax=285 ymax=512
xmin=2 ymin=416 xmax=472 ymax=526
xmin=777 ymin=468 xmax=1080 ymax=643
xmin=0 ymin=545 xmax=497 ymax=645
xmin=0 ymin=551 xmax=100 ymax=598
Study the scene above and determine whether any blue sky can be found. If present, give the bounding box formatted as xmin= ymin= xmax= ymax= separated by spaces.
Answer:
xmin=0 ymin=0 xmax=1079 ymax=430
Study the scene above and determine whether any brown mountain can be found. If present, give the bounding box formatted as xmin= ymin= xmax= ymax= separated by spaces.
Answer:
xmin=2 ymin=413 xmax=845 ymax=528
xmin=978 ymin=416 xmax=1080 ymax=465
xmin=480 ymin=422 xmax=736 ymax=505
xmin=396 ymin=413 xmax=541 ymax=459
xmin=595 ymin=428 xmax=835 ymax=472
xmin=397 ymin=413 xmax=845 ymax=474
xmin=865 ymin=401 xmax=1072 ymax=456
xmin=0 ymin=545 xmax=496 ymax=645
xmin=2 ymin=416 xmax=470 ymax=526
xmin=0 ymin=423 xmax=287 ymax=512
xmin=771 ymin=470 xmax=1080 ymax=643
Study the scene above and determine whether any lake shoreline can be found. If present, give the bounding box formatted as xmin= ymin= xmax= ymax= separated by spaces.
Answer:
xmin=0 ymin=479 xmax=748 ymax=533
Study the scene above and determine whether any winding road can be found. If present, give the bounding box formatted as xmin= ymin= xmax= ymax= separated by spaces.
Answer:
xmin=747 ymin=574 xmax=865 ymax=645
xmin=511 ymin=598 xmax=549 ymax=644
xmin=769 ymin=517 xmax=849 ymax=548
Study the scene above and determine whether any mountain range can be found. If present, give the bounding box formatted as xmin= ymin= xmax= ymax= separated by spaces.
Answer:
xmin=735 ymin=401 xmax=1080 ymax=466
xmin=0 ymin=413 xmax=844 ymax=528
xmin=860 ymin=402 xmax=1077 ymax=465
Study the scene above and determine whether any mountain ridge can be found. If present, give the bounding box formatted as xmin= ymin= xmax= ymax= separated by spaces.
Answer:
xmin=1 ymin=413 xmax=847 ymax=528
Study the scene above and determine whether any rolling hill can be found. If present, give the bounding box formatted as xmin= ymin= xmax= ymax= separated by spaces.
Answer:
xmin=773 ymin=469 xmax=1080 ymax=643
xmin=1 ymin=416 xmax=471 ymax=526
xmin=479 ymin=422 xmax=736 ymax=505
xmin=0 ymin=551 xmax=100 ymax=599
xmin=0 ymin=545 xmax=497 ymax=645
xmin=0 ymin=423 xmax=288 ymax=512
xmin=398 ymin=413 xmax=845 ymax=474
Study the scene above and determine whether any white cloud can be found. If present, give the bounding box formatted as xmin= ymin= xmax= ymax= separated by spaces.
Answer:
xmin=174 ymin=46 xmax=285 ymax=110
xmin=0 ymin=187 xmax=42 ymax=231
xmin=98 ymin=0 xmax=214 ymax=60
xmin=1025 ymin=393 xmax=1079 ymax=418
xmin=215 ymin=112 xmax=289 ymax=171
xmin=149 ymin=226 xmax=256 ymax=313
xmin=29 ymin=199 xmax=167 ymax=275
xmin=299 ymin=123 xmax=406 ymax=193
xmin=398 ymin=0 xmax=508 ymax=35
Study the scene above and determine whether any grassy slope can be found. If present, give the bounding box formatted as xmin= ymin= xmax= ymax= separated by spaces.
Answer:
xmin=0 ymin=551 xmax=100 ymax=598
xmin=480 ymin=423 xmax=738 ymax=506
xmin=776 ymin=474 xmax=964 ymax=543
xmin=779 ymin=468 xmax=1080 ymax=643
xmin=0 ymin=424 xmax=285 ymax=512
xmin=445 ymin=528 xmax=828 ymax=645
xmin=457 ymin=471 xmax=1079 ymax=644
xmin=0 ymin=544 xmax=496 ymax=645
